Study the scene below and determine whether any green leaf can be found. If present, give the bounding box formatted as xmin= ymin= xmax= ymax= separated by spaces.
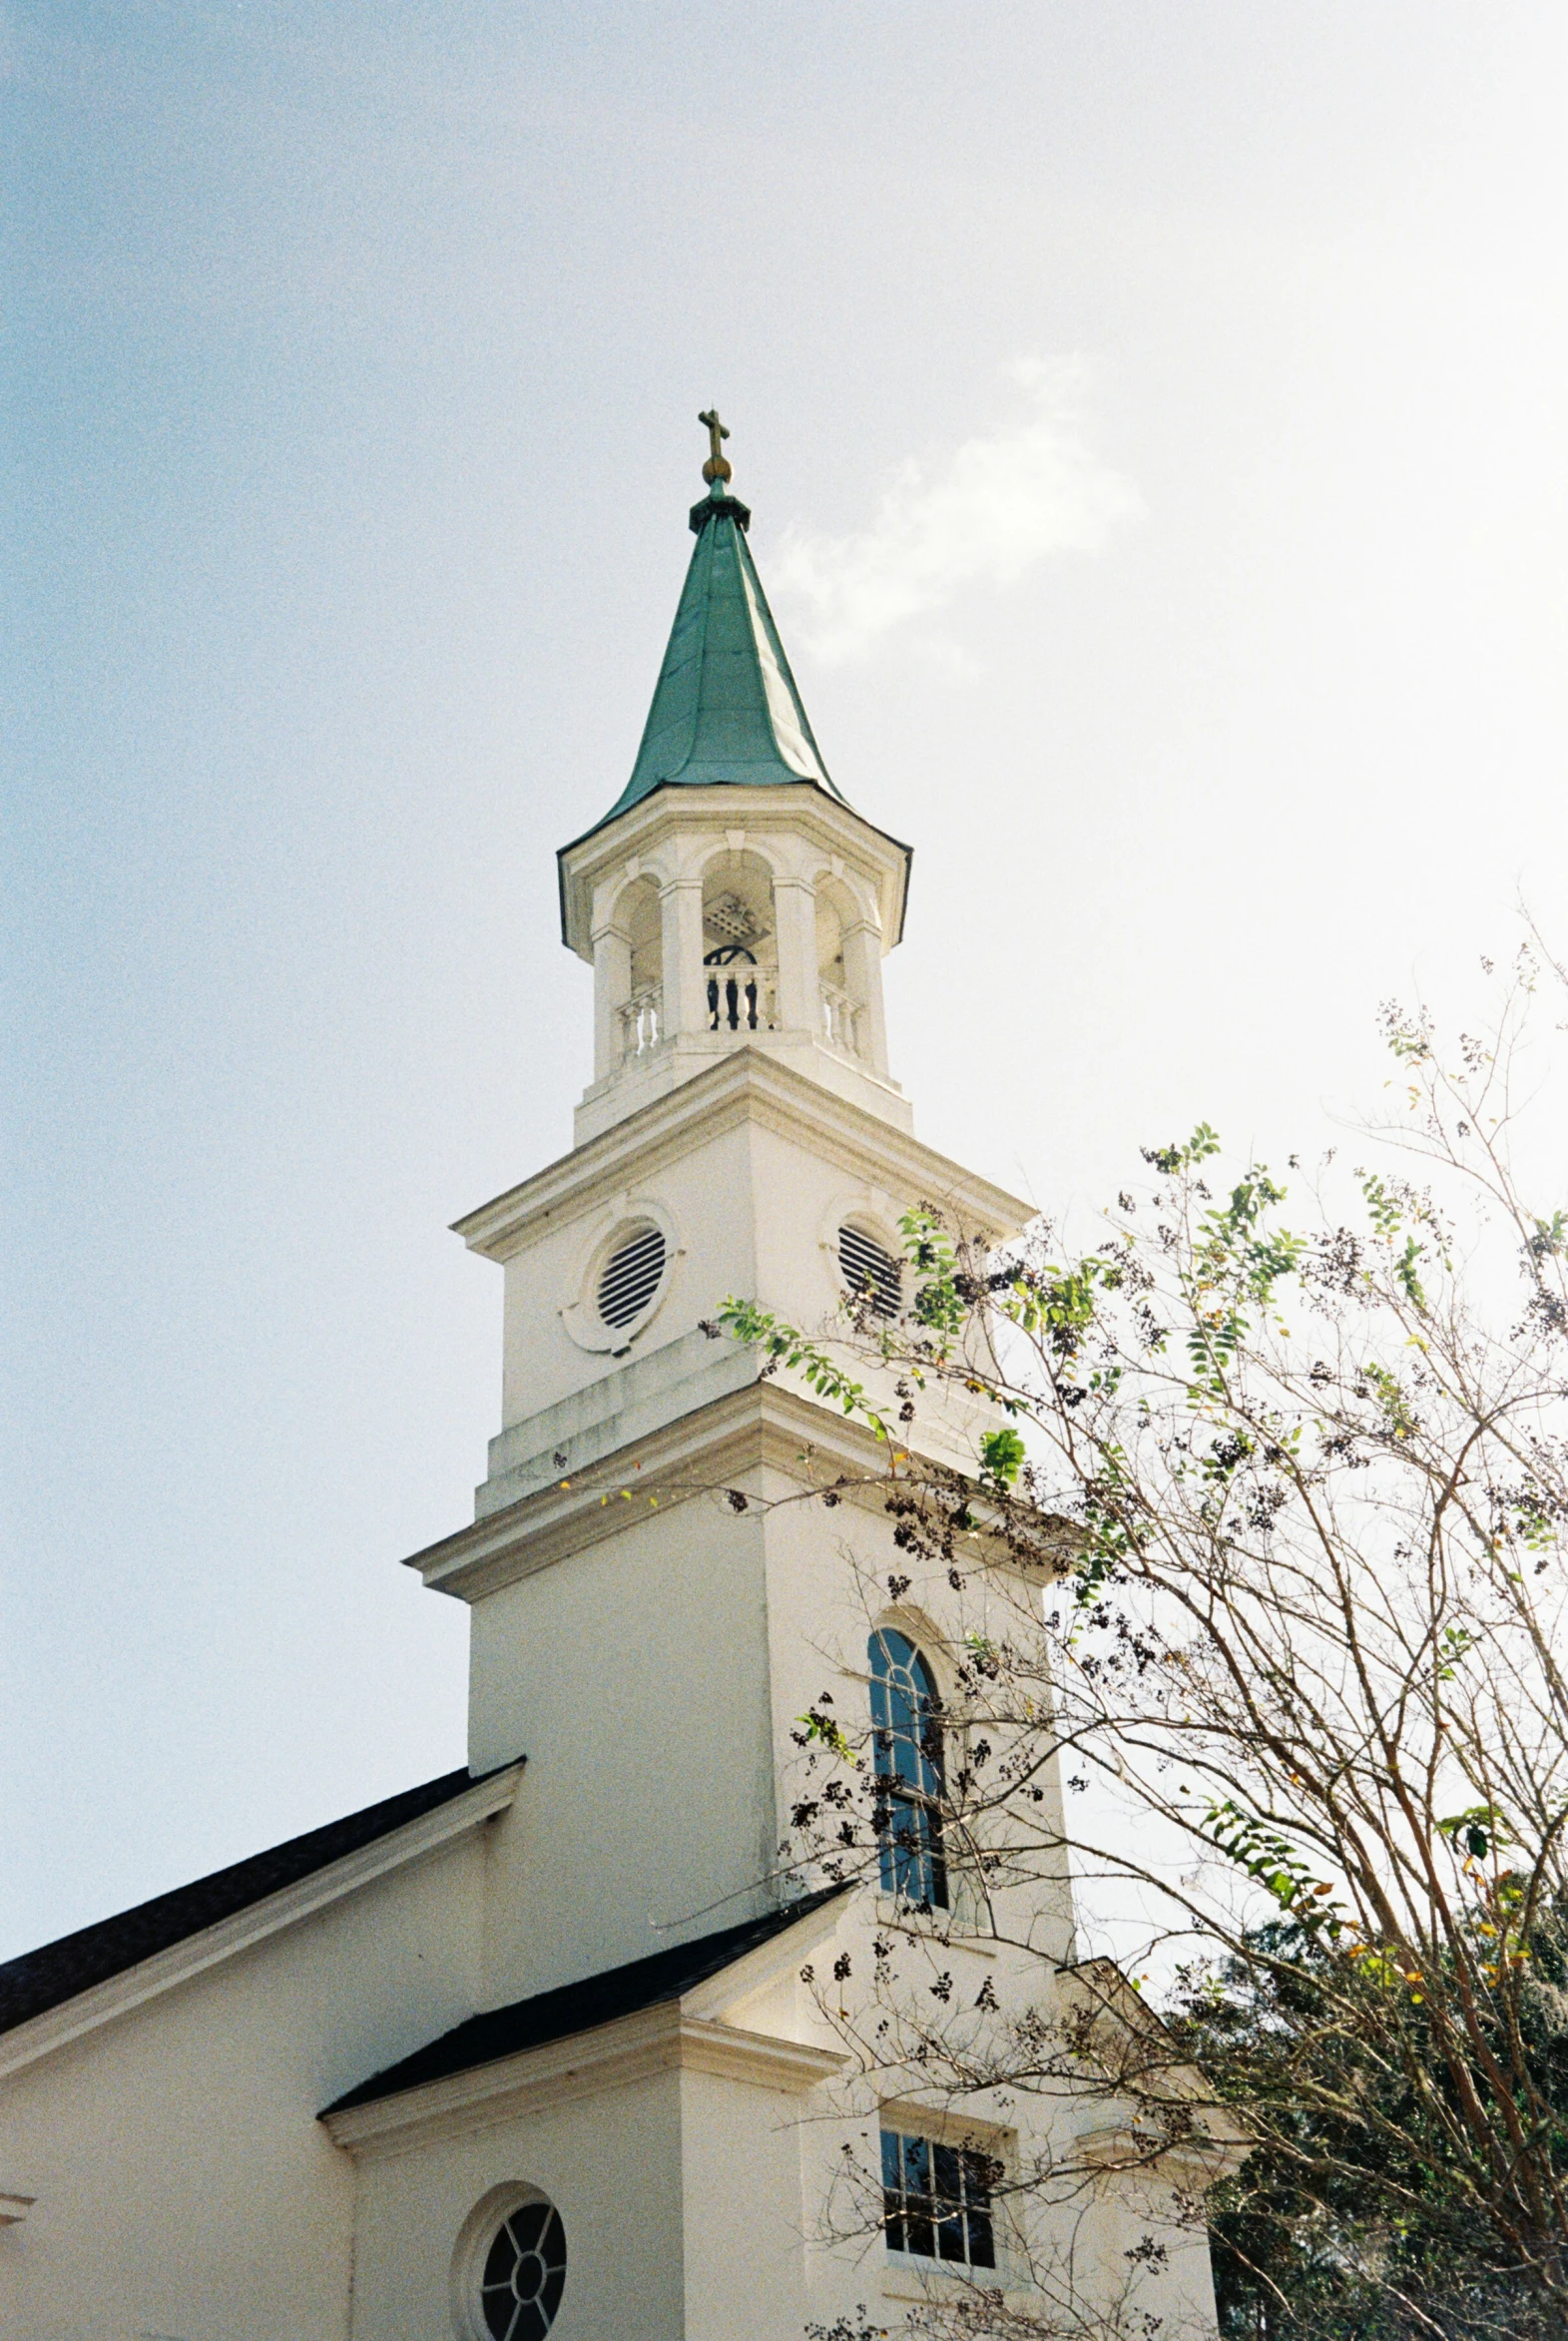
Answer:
xmin=980 ymin=1427 xmax=1026 ymax=1486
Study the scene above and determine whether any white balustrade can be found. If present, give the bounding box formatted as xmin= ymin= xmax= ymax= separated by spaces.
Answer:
xmin=621 ymin=967 xmax=863 ymax=1056
xmin=707 ymin=962 xmax=779 ymax=1034
xmin=620 ymin=985 xmax=664 ymax=1061
xmin=819 ymin=980 xmax=861 ymax=1057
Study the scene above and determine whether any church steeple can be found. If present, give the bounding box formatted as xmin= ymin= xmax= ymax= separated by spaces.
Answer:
xmin=589 ymin=414 xmax=845 ymax=832
xmin=557 ymin=422 xmax=912 ymax=1147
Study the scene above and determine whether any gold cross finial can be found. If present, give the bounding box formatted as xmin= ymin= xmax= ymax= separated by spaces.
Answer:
xmin=699 ymin=408 xmax=733 ymax=485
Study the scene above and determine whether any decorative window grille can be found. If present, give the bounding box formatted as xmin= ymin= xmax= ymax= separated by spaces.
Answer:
xmin=705 ymin=891 xmax=760 ymax=944
xmin=478 ymin=2197 xmax=567 ymax=2341
xmin=881 ymin=2128 xmax=998 ymax=2269
xmin=868 ymin=1627 xmax=948 ymax=1910
xmin=839 ymin=1223 xmax=900 ymax=1319
xmin=597 ymin=1225 xmax=666 ymax=1330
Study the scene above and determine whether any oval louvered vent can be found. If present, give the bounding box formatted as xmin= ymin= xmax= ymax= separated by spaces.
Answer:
xmin=839 ymin=1223 xmax=900 ymax=1320
xmin=597 ymin=1225 xmax=667 ymax=1330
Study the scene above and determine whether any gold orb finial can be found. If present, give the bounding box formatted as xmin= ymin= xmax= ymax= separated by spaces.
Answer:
xmin=699 ymin=408 xmax=733 ymax=485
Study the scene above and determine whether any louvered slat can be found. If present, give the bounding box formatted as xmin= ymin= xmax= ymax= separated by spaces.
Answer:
xmin=839 ymin=1224 xmax=900 ymax=1320
xmin=598 ymin=1226 xmax=667 ymax=1329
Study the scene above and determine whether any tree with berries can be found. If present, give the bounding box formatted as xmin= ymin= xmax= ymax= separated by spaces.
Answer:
xmin=719 ymin=939 xmax=1568 ymax=2340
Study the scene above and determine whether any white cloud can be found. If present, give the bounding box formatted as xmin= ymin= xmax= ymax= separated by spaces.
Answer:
xmin=772 ymin=358 xmax=1141 ymax=664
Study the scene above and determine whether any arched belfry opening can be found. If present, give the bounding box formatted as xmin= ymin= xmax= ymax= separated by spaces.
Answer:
xmin=702 ymin=850 xmax=778 ymax=1037
xmin=814 ymin=876 xmax=862 ymax=1059
xmin=621 ymin=877 xmax=664 ymax=1060
xmin=589 ymin=873 xmax=666 ymax=1081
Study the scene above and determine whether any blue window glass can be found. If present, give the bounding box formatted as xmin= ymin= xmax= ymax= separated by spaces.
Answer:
xmin=880 ymin=2126 xmax=997 ymax=2270
xmin=868 ymin=1628 xmax=948 ymax=1910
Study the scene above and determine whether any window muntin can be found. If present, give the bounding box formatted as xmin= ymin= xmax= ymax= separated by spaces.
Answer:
xmin=869 ymin=1627 xmax=948 ymax=1910
xmin=881 ymin=2128 xmax=997 ymax=2270
xmin=597 ymin=1224 xmax=666 ymax=1330
xmin=478 ymin=2197 xmax=567 ymax=2341
xmin=839 ymin=1223 xmax=900 ymax=1319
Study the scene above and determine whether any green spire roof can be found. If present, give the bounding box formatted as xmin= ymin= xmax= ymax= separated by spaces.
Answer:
xmin=595 ymin=477 xmax=846 ymax=829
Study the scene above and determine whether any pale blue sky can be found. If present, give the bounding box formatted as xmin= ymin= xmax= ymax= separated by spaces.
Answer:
xmin=4 ymin=2 xmax=1566 ymax=1955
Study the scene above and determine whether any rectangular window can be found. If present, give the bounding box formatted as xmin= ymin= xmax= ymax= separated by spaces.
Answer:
xmin=880 ymin=2127 xmax=997 ymax=2270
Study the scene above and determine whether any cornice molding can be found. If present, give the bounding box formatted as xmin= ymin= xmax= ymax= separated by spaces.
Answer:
xmin=1071 ymin=2121 xmax=1252 ymax=2190
xmin=679 ymin=1883 xmax=850 ymax=2021
xmin=406 ymin=1379 xmax=904 ymax=1604
xmin=0 ymin=1766 xmax=523 ymax=2082
xmin=451 ymin=1050 xmax=1035 ymax=1264
xmin=557 ymin=784 xmax=911 ymax=961
xmin=410 ymin=1378 xmax=1055 ymax=1605
xmin=321 ymin=2000 xmax=846 ymax=2160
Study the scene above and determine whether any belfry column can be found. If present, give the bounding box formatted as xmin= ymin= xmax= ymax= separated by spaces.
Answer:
xmin=660 ymin=876 xmax=707 ymax=1036
xmin=840 ymin=912 xmax=888 ymax=1076
xmin=590 ymin=905 xmax=631 ymax=1080
xmin=773 ymin=874 xmax=820 ymax=1034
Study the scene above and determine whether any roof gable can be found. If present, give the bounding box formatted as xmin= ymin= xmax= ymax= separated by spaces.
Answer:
xmin=0 ymin=1764 xmax=520 ymax=2048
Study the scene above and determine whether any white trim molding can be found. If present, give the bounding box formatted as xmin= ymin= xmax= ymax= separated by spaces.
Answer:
xmin=407 ymin=1380 xmax=900 ymax=1604
xmin=452 ymin=1049 xmax=1033 ymax=1267
xmin=322 ymin=2000 xmax=846 ymax=2162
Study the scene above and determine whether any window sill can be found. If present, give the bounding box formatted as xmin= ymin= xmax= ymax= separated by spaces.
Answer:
xmin=874 ymin=1900 xmax=997 ymax=1954
xmin=881 ymin=2257 xmax=1007 ymax=2305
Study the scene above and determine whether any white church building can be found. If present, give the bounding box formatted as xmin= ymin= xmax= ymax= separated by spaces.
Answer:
xmin=0 ymin=427 xmax=1230 ymax=2341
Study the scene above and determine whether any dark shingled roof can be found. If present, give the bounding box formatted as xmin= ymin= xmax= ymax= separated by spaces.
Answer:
xmin=322 ymin=1885 xmax=845 ymax=2116
xmin=0 ymin=1765 xmax=508 ymax=2038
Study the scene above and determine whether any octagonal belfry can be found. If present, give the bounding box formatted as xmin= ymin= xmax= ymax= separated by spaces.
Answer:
xmin=558 ymin=468 xmax=912 ymax=1143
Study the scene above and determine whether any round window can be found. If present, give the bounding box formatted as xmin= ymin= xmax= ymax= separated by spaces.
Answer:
xmin=476 ymin=2195 xmax=567 ymax=2341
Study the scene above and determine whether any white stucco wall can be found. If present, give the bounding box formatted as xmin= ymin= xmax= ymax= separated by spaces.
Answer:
xmin=0 ymin=1832 xmax=486 ymax=2341
xmin=495 ymin=1112 xmax=761 ymax=1436
xmin=342 ymin=2066 xmax=685 ymax=2341
xmin=470 ymin=1496 xmax=778 ymax=2006
xmin=756 ymin=1467 xmax=1080 ymax=1963
xmin=477 ymin=1058 xmax=1021 ymax=1472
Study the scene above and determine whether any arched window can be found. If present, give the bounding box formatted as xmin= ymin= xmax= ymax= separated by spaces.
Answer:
xmin=868 ymin=1628 xmax=948 ymax=1910
xmin=479 ymin=2197 xmax=567 ymax=2341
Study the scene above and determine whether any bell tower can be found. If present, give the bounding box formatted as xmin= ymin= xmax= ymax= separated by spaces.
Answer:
xmin=558 ymin=424 xmax=912 ymax=1147
xmin=403 ymin=421 xmax=1037 ymax=2009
